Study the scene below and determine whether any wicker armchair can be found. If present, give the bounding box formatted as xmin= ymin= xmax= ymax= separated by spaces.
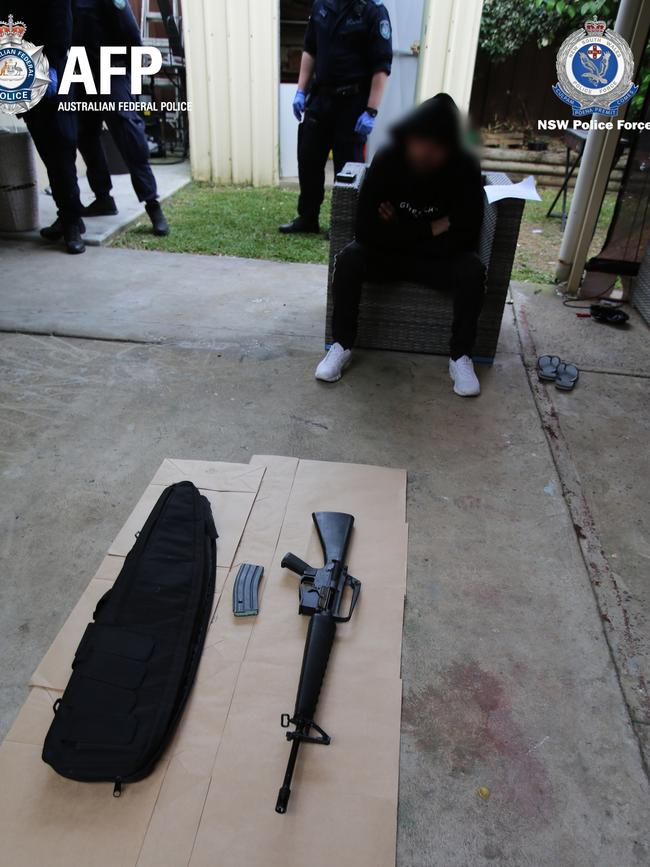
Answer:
xmin=0 ymin=131 xmax=39 ymax=233
xmin=326 ymin=164 xmax=525 ymax=363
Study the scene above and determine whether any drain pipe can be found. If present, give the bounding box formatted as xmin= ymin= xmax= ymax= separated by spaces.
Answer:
xmin=554 ymin=0 xmax=650 ymax=296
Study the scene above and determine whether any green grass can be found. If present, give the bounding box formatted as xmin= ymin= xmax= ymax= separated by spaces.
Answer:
xmin=112 ymin=181 xmax=617 ymax=287
xmin=510 ymin=187 xmax=616 ymax=285
xmin=111 ymin=182 xmax=331 ymax=264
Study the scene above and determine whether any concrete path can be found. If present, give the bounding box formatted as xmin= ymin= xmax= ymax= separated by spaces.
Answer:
xmin=1 ymin=242 xmax=324 ymax=350
xmin=0 ymin=160 xmax=190 ymax=246
xmin=1 ymin=244 xmax=649 ymax=866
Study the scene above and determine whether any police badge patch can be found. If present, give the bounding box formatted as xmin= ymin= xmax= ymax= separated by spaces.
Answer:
xmin=553 ymin=20 xmax=637 ymax=117
xmin=0 ymin=14 xmax=50 ymax=116
xmin=380 ymin=20 xmax=391 ymax=40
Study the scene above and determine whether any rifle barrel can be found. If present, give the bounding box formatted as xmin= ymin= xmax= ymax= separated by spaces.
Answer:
xmin=275 ymin=738 xmax=301 ymax=813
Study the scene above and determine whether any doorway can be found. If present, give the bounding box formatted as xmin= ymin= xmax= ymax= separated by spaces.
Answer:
xmin=278 ymin=0 xmax=426 ymax=179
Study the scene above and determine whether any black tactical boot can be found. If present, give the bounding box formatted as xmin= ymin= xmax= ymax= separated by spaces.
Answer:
xmin=81 ymin=195 xmax=118 ymax=217
xmin=145 ymin=200 xmax=170 ymax=236
xmin=63 ymin=220 xmax=86 ymax=255
xmin=40 ymin=217 xmax=86 ymax=241
xmin=279 ymin=216 xmax=320 ymax=234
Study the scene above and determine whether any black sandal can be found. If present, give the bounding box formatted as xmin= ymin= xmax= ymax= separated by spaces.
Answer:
xmin=591 ymin=304 xmax=630 ymax=326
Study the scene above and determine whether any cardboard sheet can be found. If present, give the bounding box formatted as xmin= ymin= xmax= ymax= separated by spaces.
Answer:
xmin=136 ymin=456 xmax=300 ymax=867
xmin=1 ymin=456 xmax=407 ymax=867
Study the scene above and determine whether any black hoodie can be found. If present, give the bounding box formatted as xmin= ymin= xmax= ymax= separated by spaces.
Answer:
xmin=355 ymin=94 xmax=484 ymax=257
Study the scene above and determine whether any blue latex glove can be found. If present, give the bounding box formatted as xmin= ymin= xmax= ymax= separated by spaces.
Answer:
xmin=293 ymin=90 xmax=306 ymax=121
xmin=46 ymin=68 xmax=58 ymax=99
xmin=355 ymin=111 xmax=376 ymax=137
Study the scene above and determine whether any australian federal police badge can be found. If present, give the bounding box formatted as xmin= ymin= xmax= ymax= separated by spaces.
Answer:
xmin=553 ymin=20 xmax=637 ymax=117
xmin=0 ymin=15 xmax=50 ymax=115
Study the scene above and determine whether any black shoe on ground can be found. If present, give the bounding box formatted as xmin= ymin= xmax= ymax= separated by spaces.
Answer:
xmin=145 ymin=200 xmax=170 ymax=236
xmin=40 ymin=217 xmax=86 ymax=241
xmin=81 ymin=195 xmax=118 ymax=217
xmin=279 ymin=216 xmax=320 ymax=235
xmin=63 ymin=221 xmax=86 ymax=254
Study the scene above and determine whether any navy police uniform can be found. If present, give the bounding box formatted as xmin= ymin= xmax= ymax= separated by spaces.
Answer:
xmin=0 ymin=0 xmax=83 ymax=225
xmin=298 ymin=0 xmax=393 ymax=224
xmin=74 ymin=0 xmax=158 ymax=204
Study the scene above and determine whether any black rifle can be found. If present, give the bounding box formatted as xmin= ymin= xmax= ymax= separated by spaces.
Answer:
xmin=275 ymin=512 xmax=361 ymax=814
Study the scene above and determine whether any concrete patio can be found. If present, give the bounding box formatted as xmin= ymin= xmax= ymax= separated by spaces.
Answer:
xmin=0 ymin=160 xmax=190 ymax=246
xmin=1 ymin=240 xmax=649 ymax=866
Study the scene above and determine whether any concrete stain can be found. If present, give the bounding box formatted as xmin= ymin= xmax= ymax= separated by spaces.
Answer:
xmin=403 ymin=660 xmax=554 ymax=825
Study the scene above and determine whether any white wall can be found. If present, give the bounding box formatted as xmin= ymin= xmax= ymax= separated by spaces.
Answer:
xmin=182 ymin=0 xmax=279 ymax=186
xmin=182 ymin=0 xmax=484 ymax=186
xmin=417 ymin=0 xmax=484 ymax=111
xmin=367 ymin=0 xmax=426 ymax=160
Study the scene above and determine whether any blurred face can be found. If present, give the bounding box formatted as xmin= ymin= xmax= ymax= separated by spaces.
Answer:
xmin=405 ymin=135 xmax=450 ymax=173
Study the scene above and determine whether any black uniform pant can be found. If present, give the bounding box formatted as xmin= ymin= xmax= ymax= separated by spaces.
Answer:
xmin=298 ymin=92 xmax=367 ymax=223
xmin=331 ymin=241 xmax=486 ymax=359
xmin=77 ymin=74 xmax=158 ymax=203
xmin=24 ymin=99 xmax=82 ymax=223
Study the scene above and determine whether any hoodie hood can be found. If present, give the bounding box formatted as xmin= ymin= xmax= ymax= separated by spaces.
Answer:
xmin=391 ymin=93 xmax=463 ymax=153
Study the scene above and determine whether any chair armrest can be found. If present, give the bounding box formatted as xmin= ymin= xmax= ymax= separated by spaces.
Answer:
xmin=334 ymin=161 xmax=367 ymax=192
xmin=330 ymin=162 xmax=367 ymax=262
xmin=480 ymin=172 xmax=525 ymax=297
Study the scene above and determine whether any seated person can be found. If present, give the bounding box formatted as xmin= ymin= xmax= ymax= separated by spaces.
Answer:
xmin=315 ymin=93 xmax=486 ymax=397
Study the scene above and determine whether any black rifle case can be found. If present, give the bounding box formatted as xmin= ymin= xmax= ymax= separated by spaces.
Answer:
xmin=42 ymin=481 xmax=217 ymax=794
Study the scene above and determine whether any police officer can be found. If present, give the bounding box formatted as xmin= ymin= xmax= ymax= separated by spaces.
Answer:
xmin=73 ymin=0 xmax=169 ymax=236
xmin=0 ymin=0 xmax=86 ymax=253
xmin=279 ymin=0 xmax=393 ymax=235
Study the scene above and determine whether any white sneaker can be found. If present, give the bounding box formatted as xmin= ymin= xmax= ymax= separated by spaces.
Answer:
xmin=449 ymin=355 xmax=481 ymax=397
xmin=315 ymin=343 xmax=352 ymax=382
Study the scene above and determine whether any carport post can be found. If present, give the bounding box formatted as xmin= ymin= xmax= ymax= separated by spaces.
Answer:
xmin=416 ymin=0 xmax=484 ymax=112
xmin=555 ymin=0 xmax=650 ymax=296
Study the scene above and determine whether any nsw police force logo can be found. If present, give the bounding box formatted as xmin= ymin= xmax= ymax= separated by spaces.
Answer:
xmin=553 ymin=20 xmax=638 ymax=117
xmin=0 ymin=15 xmax=50 ymax=115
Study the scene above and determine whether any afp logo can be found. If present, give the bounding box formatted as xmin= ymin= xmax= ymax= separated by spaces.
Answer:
xmin=0 ymin=15 xmax=50 ymax=115
xmin=553 ymin=20 xmax=638 ymax=117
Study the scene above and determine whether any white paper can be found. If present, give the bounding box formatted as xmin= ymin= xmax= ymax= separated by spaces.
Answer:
xmin=485 ymin=174 xmax=541 ymax=204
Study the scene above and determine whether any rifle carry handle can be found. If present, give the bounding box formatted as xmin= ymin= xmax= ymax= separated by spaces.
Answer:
xmin=333 ymin=574 xmax=361 ymax=623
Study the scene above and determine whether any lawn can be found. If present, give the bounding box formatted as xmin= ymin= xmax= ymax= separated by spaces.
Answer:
xmin=512 ymin=187 xmax=616 ymax=284
xmin=111 ymin=183 xmax=332 ymax=265
xmin=112 ymin=182 xmax=616 ymax=285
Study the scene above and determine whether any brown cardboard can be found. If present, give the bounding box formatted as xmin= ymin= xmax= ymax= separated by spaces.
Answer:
xmin=188 ymin=457 xmax=407 ymax=867
xmin=189 ymin=666 xmax=403 ymax=867
xmin=136 ymin=456 xmax=300 ymax=867
xmin=1 ymin=456 xmax=407 ymax=867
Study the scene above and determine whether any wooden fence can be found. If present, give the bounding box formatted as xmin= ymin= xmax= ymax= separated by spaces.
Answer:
xmin=470 ymin=40 xmax=573 ymax=129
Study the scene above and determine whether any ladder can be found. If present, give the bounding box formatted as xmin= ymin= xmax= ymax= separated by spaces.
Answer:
xmin=140 ymin=0 xmax=183 ymax=66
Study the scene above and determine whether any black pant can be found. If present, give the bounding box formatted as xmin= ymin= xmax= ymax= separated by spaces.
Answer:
xmin=25 ymin=99 xmax=82 ymax=223
xmin=298 ymin=92 xmax=367 ymax=223
xmin=77 ymin=74 xmax=158 ymax=203
xmin=331 ymin=241 xmax=486 ymax=359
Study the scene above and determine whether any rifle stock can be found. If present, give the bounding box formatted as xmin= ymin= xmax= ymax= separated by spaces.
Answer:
xmin=313 ymin=511 xmax=354 ymax=565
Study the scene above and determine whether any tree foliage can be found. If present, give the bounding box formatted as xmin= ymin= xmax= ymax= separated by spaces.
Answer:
xmin=479 ymin=0 xmax=554 ymax=60
xmin=480 ymin=0 xmax=620 ymax=61
xmin=535 ymin=1 xmax=619 ymax=27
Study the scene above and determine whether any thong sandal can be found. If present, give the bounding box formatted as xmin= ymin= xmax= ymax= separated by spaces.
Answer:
xmin=591 ymin=304 xmax=630 ymax=326
xmin=555 ymin=362 xmax=579 ymax=391
xmin=537 ymin=355 xmax=561 ymax=381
